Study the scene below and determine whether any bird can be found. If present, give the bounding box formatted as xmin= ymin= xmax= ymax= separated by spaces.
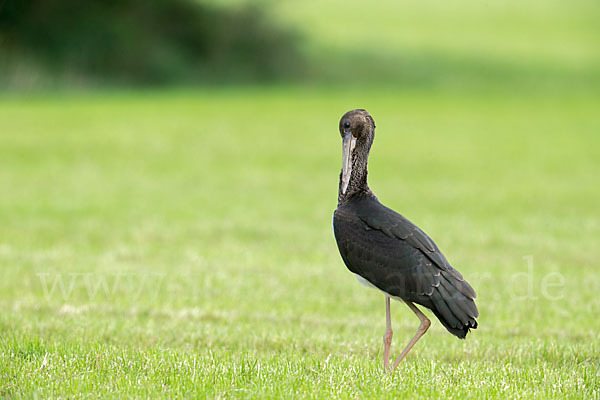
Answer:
xmin=332 ymin=109 xmax=478 ymax=374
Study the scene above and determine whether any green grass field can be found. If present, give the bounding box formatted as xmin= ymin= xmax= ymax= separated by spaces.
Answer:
xmin=1 ymin=0 xmax=599 ymax=398
xmin=0 ymin=88 xmax=598 ymax=398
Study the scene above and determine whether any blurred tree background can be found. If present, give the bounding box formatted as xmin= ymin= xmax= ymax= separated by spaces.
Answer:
xmin=1 ymin=0 xmax=597 ymax=91
xmin=0 ymin=0 xmax=304 ymax=87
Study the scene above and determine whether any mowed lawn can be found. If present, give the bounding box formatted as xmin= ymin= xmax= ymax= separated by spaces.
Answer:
xmin=0 ymin=88 xmax=598 ymax=398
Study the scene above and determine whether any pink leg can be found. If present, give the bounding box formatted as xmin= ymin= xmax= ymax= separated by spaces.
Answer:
xmin=382 ymin=295 xmax=393 ymax=371
xmin=389 ymin=300 xmax=431 ymax=374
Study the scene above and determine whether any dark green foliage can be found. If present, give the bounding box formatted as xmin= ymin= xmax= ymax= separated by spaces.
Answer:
xmin=0 ymin=0 xmax=304 ymax=85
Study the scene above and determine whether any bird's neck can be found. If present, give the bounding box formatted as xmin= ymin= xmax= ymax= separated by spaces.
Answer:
xmin=338 ymin=152 xmax=372 ymax=205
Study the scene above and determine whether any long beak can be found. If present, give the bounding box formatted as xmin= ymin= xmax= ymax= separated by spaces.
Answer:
xmin=341 ymin=132 xmax=357 ymax=195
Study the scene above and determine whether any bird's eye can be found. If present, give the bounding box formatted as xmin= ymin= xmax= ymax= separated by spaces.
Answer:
xmin=344 ymin=121 xmax=351 ymax=130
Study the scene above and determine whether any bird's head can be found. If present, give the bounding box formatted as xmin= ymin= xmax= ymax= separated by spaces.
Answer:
xmin=338 ymin=109 xmax=375 ymax=196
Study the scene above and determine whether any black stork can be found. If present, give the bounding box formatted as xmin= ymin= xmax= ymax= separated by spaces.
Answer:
xmin=332 ymin=109 xmax=478 ymax=373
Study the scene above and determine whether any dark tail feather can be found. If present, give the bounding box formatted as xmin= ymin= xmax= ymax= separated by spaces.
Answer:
xmin=430 ymin=275 xmax=479 ymax=339
xmin=432 ymin=309 xmax=476 ymax=339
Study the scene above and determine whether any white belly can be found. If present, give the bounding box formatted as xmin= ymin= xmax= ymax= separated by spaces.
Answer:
xmin=355 ymin=273 xmax=377 ymax=288
xmin=354 ymin=273 xmax=404 ymax=302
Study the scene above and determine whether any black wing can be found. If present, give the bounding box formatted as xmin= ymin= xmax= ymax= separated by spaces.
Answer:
xmin=333 ymin=195 xmax=478 ymax=338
